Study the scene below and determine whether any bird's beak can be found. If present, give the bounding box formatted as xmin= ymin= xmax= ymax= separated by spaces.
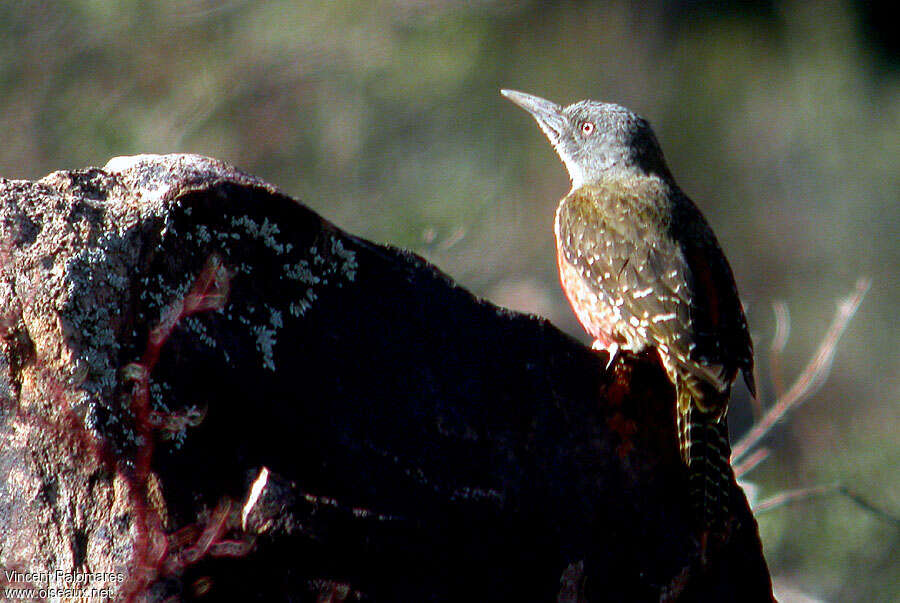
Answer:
xmin=501 ymin=89 xmax=566 ymax=147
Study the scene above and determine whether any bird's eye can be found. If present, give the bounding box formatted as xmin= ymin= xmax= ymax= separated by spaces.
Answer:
xmin=581 ymin=121 xmax=595 ymax=136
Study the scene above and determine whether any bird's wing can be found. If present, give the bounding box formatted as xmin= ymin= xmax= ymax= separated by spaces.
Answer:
xmin=671 ymin=193 xmax=755 ymax=395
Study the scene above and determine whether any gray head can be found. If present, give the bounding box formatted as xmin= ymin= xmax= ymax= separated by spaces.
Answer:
xmin=501 ymin=89 xmax=671 ymax=188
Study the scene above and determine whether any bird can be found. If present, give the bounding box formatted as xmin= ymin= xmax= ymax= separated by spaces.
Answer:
xmin=501 ymin=89 xmax=755 ymax=542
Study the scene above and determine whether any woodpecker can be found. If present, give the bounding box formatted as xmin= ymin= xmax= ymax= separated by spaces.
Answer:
xmin=502 ymin=89 xmax=755 ymax=535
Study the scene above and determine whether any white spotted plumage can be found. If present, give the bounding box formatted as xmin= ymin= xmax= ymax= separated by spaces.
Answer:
xmin=506 ymin=89 xmax=754 ymax=530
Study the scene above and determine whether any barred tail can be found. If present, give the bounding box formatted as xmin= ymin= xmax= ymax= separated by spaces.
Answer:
xmin=676 ymin=383 xmax=733 ymax=527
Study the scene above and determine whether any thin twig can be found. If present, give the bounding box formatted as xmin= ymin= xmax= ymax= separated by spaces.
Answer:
xmin=733 ymin=446 xmax=769 ymax=479
xmin=838 ymin=486 xmax=900 ymax=529
xmin=754 ymin=482 xmax=900 ymax=528
xmin=753 ymin=483 xmax=837 ymax=514
xmin=768 ymin=300 xmax=790 ymax=400
xmin=732 ymin=278 xmax=871 ymax=462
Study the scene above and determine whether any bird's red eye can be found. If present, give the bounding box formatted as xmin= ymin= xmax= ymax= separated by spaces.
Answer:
xmin=581 ymin=121 xmax=595 ymax=136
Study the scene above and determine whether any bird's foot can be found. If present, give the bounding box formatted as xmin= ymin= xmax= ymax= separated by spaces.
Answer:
xmin=592 ymin=340 xmax=619 ymax=371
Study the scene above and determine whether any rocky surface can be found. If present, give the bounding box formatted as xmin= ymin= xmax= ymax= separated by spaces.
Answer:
xmin=0 ymin=154 xmax=772 ymax=601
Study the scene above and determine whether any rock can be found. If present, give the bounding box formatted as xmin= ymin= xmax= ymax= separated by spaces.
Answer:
xmin=0 ymin=154 xmax=772 ymax=601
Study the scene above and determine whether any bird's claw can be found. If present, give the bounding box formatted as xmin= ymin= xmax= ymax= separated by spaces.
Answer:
xmin=592 ymin=340 xmax=619 ymax=371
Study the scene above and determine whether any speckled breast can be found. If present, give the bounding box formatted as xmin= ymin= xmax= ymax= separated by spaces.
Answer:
xmin=554 ymin=234 xmax=647 ymax=354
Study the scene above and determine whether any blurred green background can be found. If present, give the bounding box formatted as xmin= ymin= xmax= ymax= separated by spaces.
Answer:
xmin=2 ymin=1 xmax=897 ymax=600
